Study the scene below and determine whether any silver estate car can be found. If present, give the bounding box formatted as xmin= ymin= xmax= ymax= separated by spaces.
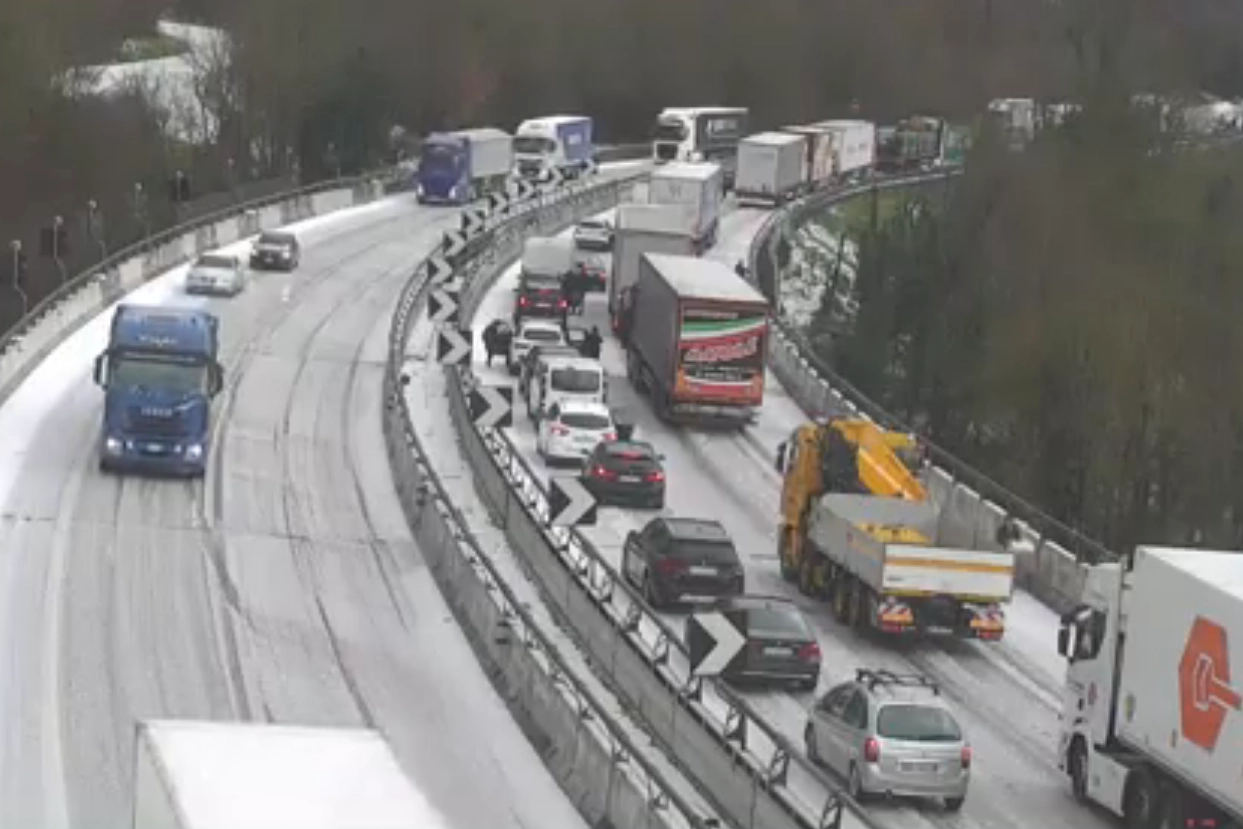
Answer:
xmin=804 ymin=669 xmax=970 ymax=811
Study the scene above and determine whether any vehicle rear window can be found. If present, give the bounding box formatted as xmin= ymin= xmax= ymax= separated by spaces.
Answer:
xmin=561 ymin=412 xmax=611 ymax=430
xmin=669 ymin=539 xmax=738 ymax=564
xmin=877 ymin=705 xmax=962 ymax=742
xmin=606 ymin=444 xmax=655 ymax=461
xmin=744 ymin=606 xmax=811 ymax=638
xmin=551 ymin=368 xmax=601 ymax=393
xmin=259 ymin=233 xmax=292 ymax=245
xmin=197 ymin=255 xmax=233 ymax=268
xmin=523 ymin=277 xmax=562 ymax=292
xmin=524 ymin=329 xmax=562 ymax=343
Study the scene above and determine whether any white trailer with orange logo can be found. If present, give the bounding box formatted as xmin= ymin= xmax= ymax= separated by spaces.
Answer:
xmin=800 ymin=492 xmax=1014 ymax=639
xmin=1056 ymin=547 xmax=1243 ymax=829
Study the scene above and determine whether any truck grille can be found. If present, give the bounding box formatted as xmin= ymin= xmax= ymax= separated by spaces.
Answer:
xmin=129 ymin=409 xmax=184 ymax=437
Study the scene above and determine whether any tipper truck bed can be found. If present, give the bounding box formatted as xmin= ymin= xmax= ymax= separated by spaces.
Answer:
xmin=621 ymin=253 xmax=769 ymax=427
xmin=1058 ymin=547 xmax=1243 ymax=829
xmin=132 ymin=720 xmax=451 ymax=829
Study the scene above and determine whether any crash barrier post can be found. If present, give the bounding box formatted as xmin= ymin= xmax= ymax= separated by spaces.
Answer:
xmin=382 ymin=166 xmax=716 ymax=829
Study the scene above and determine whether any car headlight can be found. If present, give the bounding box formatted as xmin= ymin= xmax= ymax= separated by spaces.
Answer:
xmin=105 ymin=436 xmax=123 ymax=454
xmin=184 ymin=443 xmax=204 ymax=460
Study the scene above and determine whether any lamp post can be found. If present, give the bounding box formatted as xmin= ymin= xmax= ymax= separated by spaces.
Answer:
xmin=87 ymin=199 xmax=107 ymax=260
xmin=10 ymin=239 xmax=27 ymax=317
xmin=51 ymin=215 xmax=66 ymax=282
xmin=133 ymin=182 xmax=150 ymax=238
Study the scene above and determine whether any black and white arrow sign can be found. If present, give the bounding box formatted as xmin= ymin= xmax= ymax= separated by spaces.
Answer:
xmin=436 ymin=327 xmax=472 ymax=365
xmin=428 ymin=253 xmax=454 ymax=286
xmin=545 ymin=167 xmax=564 ymax=188
xmin=688 ymin=612 xmax=747 ymax=677
xmin=549 ymin=475 xmax=597 ymax=527
xmin=442 ymin=229 xmax=467 ymax=258
xmin=487 ymin=191 xmax=509 ymax=213
xmin=462 ymin=207 xmax=486 ymax=237
xmin=428 ymin=288 xmax=459 ymax=325
xmin=469 ymin=385 xmax=512 ymax=429
xmin=511 ymin=178 xmax=535 ymax=202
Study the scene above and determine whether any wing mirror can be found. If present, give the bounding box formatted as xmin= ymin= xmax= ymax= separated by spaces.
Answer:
xmin=209 ymin=362 xmax=224 ymax=397
xmin=1056 ymin=624 xmax=1071 ymax=658
xmin=92 ymin=352 xmax=107 ymax=386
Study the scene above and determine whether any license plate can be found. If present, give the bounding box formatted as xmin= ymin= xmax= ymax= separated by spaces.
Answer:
xmin=899 ymin=761 xmax=937 ymax=773
xmin=620 ymin=475 xmax=641 ymax=483
xmin=688 ymin=566 xmax=716 ymax=577
xmin=764 ymin=646 xmax=794 ymax=657
xmin=144 ymin=442 xmax=166 ymax=453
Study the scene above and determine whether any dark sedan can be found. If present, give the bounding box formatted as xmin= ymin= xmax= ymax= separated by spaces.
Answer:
xmin=581 ymin=440 xmax=665 ymax=508
xmin=622 ymin=517 xmax=744 ymax=609
xmin=688 ymin=595 xmax=822 ymax=690
xmin=249 ymin=231 xmax=301 ymax=271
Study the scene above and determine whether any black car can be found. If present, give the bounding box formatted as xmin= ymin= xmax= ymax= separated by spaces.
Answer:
xmin=514 ymin=273 xmax=567 ymax=321
xmin=687 ymin=595 xmax=822 ymax=691
xmin=249 ymin=231 xmax=301 ymax=271
xmin=581 ymin=440 xmax=665 ymax=508
xmin=622 ymin=517 xmax=744 ymax=609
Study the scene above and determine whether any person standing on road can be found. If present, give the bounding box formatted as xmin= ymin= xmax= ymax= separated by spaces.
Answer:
xmin=482 ymin=319 xmax=511 ymax=367
xmin=581 ymin=326 xmax=603 ymax=359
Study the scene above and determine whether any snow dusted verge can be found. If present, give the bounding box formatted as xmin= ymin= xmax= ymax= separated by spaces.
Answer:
xmin=780 ymin=209 xmax=857 ymax=331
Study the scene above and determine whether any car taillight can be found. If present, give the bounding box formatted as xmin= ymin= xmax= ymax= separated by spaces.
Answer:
xmin=519 ymin=296 xmax=529 ymax=306
xmin=863 ymin=737 xmax=880 ymax=763
xmin=654 ymin=559 xmax=687 ymax=575
xmin=960 ymin=745 xmax=972 ymax=769
xmin=644 ymin=470 xmax=665 ymax=483
xmin=602 ymin=432 xmax=617 ymax=442
xmin=797 ymin=642 xmax=821 ymax=662
xmin=550 ymin=424 xmax=569 ymax=435
xmin=591 ymin=464 xmax=618 ymax=480
xmin=557 ymin=299 xmax=568 ymax=309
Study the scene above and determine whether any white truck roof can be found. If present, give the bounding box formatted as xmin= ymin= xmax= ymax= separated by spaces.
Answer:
xmin=1141 ymin=546 xmax=1243 ymax=598
xmin=454 ymin=127 xmax=510 ymax=141
xmin=743 ymin=131 xmax=805 ymax=147
xmin=616 ymin=202 xmax=691 ymax=235
xmin=643 ymin=253 xmax=767 ymax=303
xmin=136 ymin=721 xmax=446 ymax=829
xmin=650 ymin=162 xmax=721 ymax=182
xmin=813 ymin=119 xmax=874 ymax=130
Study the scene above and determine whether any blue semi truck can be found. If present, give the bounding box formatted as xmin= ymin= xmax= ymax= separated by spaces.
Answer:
xmin=93 ymin=304 xmax=223 ymax=476
xmin=415 ymin=128 xmax=514 ymax=204
xmin=514 ymin=115 xmax=594 ymax=181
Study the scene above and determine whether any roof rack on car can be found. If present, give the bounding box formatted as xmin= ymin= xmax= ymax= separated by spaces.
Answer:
xmin=855 ymin=668 xmax=940 ymax=695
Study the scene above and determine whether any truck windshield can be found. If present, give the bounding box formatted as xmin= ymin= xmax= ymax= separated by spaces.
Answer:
xmin=653 ymin=121 xmax=687 ymax=142
xmin=877 ymin=705 xmax=962 ymax=742
xmin=109 ymin=356 xmax=208 ymax=395
xmin=514 ymin=136 xmax=555 ymax=154
xmin=419 ymin=144 xmax=460 ymax=171
xmin=550 ymin=367 xmax=601 ymax=393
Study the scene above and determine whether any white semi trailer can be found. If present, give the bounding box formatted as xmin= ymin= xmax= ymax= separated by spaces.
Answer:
xmin=132 ymin=720 xmax=451 ymax=829
xmin=1057 ymin=547 xmax=1243 ymax=829
xmin=734 ymin=132 xmax=808 ymax=206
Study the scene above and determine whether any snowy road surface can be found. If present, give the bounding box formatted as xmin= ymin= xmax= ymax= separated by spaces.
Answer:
xmin=466 ymin=202 xmax=1107 ymax=829
xmin=0 ymin=194 xmax=593 ymax=829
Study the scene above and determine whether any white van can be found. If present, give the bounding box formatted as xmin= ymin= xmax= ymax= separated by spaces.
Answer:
xmin=527 ymin=356 xmax=606 ymax=421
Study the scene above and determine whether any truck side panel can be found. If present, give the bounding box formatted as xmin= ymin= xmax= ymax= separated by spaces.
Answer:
xmin=558 ymin=119 xmax=594 ymax=165
xmin=522 ymin=237 xmax=574 ymax=277
xmin=881 ymin=544 xmax=1015 ymax=601
xmin=1118 ymin=550 xmax=1243 ymax=816
xmin=672 ymin=299 xmax=769 ymax=406
xmin=467 ymin=134 xmax=513 ymax=180
xmin=610 ymin=229 xmax=695 ymax=314
xmin=630 ymin=257 xmax=681 ymax=389
xmin=133 ymin=727 xmax=184 ymax=829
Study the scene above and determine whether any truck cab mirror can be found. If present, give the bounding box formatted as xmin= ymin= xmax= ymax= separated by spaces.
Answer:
xmin=775 ymin=440 xmax=788 ymax=473
xmin=1056 ymin=624 xmax=1071 ymax=658
xmin=92 ymin=353 xmax=107 ymax=386
xmin=209 ymin=363 xmax=224 ymax=397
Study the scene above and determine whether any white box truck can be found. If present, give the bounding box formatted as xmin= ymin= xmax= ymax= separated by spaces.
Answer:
xmin=781 ymin=124 xmax=837 ymax=190
xmin=608 ymin=202 xmax=696 ymax=324
xmin=734 ymin=132 xmax=808 ymax=206
xmin=814 ymin=119 xmax=876 ymax=181
xmin=1057 ymin=547 xmax=1243 ymax=829
xmin=132 ymin=720 xmax=451 ymax=829
xmin=647 ymin=162 xmax=723 ymax=254
xmin=513 ymin=115 xmax=594 ymax=181
xmin=522 ymin=236 xmax=575 ymax=279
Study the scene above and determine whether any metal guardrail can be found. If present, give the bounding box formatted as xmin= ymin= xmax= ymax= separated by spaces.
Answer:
xmin=744 ymin=169 xmax=1119 ymax=568
xmin=428 ymin=171 xmax=883 ymax=829
xmin=381 ymin=165 xmax=717 ymax=829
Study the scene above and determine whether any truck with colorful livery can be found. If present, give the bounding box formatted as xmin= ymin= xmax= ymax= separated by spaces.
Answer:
xmin=620 ymin=253 xmax=769 ymax=427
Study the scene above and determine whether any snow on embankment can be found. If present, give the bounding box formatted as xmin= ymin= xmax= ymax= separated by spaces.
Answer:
xmin=778 ymin=207 xmax=857 ymax=331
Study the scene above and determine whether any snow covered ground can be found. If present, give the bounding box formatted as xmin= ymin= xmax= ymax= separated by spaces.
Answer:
xmin=778 ymin=209 xmax=858 ymax=331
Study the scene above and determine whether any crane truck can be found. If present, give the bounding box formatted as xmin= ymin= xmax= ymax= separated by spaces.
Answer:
xmin=132 ymin=720 xmax=452 ymax=829
xmin=1057 ymin=547 xmax=1243 ymax=829
xmin=775 ymin=418 xmax=1015 ymax=639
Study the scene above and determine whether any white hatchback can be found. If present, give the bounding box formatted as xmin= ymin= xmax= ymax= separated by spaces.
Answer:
xmin=185 ymin=253 xmax=246 ymax=296
xmin=507 ymin=319 xmax=566 ymax=375
xmin=537 ymin=400 xmax=616 ymax=465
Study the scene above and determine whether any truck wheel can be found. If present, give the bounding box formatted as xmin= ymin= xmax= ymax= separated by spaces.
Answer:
xmin=1068 ymin=740 xmax=1089 ymax=802
xmin=848 ymin=582 xmax=867 ymax=629
xmin=797 ymin=554 xmax=817 ymax=596
xmin=1123 ymin=768 xmax=1161 ymax=829
xmin=777 ymin=534 xmax=797 ymax=582
xmin=831 ymin=577 xmax=850 ymax=624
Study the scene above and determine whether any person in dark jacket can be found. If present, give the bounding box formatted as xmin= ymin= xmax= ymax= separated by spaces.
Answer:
xmin=482 ymin=319 xmax=511 ymax=367
xmin=580 ymin=326 xmax=603 ymax=359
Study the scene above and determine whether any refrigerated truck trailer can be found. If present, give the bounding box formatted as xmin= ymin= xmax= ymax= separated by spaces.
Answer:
xmin=132 ymin=720 xmax=451 ymax=829
xmin=734 ymin=132 xmax=808 ymax=206
xmin=608 ymin=202 xmax=696 ymax=324
xmin=621 ymin=253 xmax=769 ymax=426
xmin=1057 ymin=547 xmax=1243 ymax=829
xmin=415 ymin=127 xmax=513 ymax=204
xmin=647 ymin=162 xmax=723 ymax=254
xmin=781 ymin=124 xmax=838 ymax=191
xmin=514 ymin=115 xmax=594 ymax=181
xmin=813 ymin=119 xmax=876 ymax=180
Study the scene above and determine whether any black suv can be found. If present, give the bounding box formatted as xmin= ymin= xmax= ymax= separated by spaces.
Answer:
xmin=621 ymin=517 xmax=744 ymax=609
xmin=249 ymin=231 xmax=301 ymax=271
xmin=514 ymin=273 xmax=566 ymax=321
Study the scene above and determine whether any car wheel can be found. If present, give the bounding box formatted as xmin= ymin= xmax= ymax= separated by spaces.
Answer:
xmin=642 ymin=572 xmax=665 ymax=610
xmin=650 ymin=495 xmax=665 ymax=510
xmin=848 ymin=763 xmax=870 ymax=803
xmin=804 ymin=724 xmax=821 ymax=765
xmin=944 ymin=796 xmax=965 ymax=812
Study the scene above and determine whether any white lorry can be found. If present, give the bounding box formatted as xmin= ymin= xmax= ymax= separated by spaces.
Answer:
xmin=522 ymin=236 xmax=575 ymax=279
xmin=1057 ymin=547 xmax=1243 ymax=829
xmin=814 ymin=119 xmax=876 ymax=182
xmin=132 ymin=720 xmax=450 ymax=829
xmin=607 ymin=202 xmax=696 ymax=324
xmin=647 ymin=162 xmax=723 ymax=254
xmin=734 ymin=132 xmax=808 ymax=206
xmin=781 ymin=124 xmax=838 ymax=190
xmin=513 ymin=115 xmax=594 ymax=181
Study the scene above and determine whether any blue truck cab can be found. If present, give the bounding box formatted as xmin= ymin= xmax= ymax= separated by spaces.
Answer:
xmin=514 ymin=116 xmax=594 ymax=181
xmin=93 ymin=304 xmax=223 ymax=477
xmin=416 ymin=128 xmax=513 ymax=205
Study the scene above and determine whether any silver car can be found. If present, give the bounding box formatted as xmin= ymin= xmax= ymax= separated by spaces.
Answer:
xmin=185 ymin=253 xmax=246 ymax=296
xmin=804 ymin=669 xmax=970 ymax=811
